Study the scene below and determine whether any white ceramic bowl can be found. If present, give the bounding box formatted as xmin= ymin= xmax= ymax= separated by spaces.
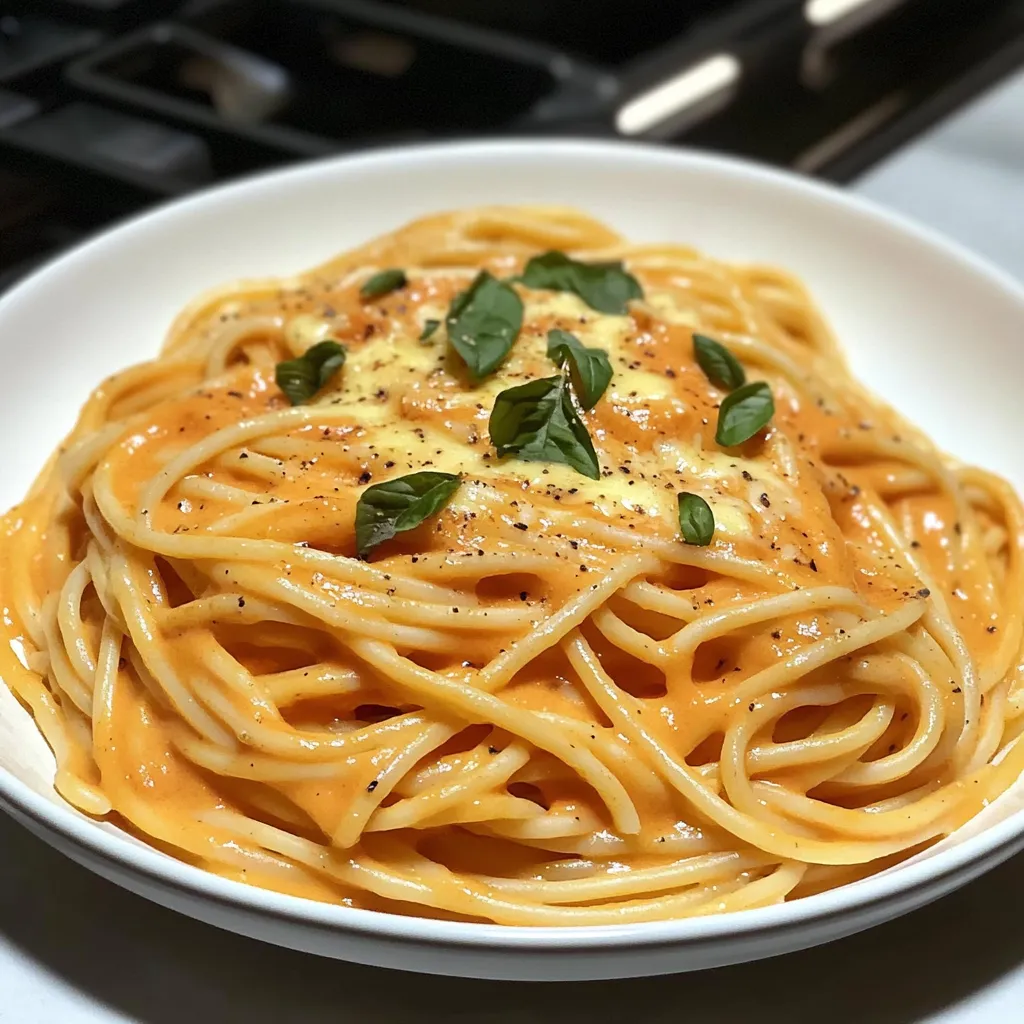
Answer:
xmin=2 ymin=140 xmax=1023 ymax=981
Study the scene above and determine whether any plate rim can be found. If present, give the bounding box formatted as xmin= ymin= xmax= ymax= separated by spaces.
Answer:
xmin=2 ymin=136 xmax=1024 ymax=952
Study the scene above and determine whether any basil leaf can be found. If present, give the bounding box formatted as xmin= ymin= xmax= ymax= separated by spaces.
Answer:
xmin=275 ymin=340 xmax=346 ymax=406
xmin=546 ymin=329 xmax=612 ymax=411
xmin=360 ymin=268 xmax=406 ymax=300
xmin=355 ymin=471 xmax=461 ymax=557
xmin=693 ymin=333 xmax=745 ymax=391
xmin=489 ymin=375 xmax=600 ymax=480
xmin=677 ymin=492 xmax=715 ymax=546
xmin=446 ymin=271 xmax=523 ymax=379
xmin=419 ymin=318 xmax=440 ymax=342
xmin=715 ymin=381 xmax=775 ymax=447
xmin=520 ymin=251 xmax=643 ymax=315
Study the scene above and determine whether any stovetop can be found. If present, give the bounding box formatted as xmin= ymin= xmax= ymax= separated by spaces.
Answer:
xmin=2 ymin=0 xmax=1023 ymax=293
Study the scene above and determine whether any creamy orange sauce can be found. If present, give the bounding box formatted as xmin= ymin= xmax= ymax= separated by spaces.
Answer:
xmin=3 ymin=212 xmax=1020 ymax=922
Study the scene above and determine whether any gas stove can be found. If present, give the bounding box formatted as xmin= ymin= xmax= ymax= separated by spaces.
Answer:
xmin=2 ymin=0 xmax=1023 ymax=292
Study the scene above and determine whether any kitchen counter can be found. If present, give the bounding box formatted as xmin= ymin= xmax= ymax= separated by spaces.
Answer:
xmin=3 ymin=67 xmax=1024 ymax=1024
xmin=857 ymin=68 xmax=1024 ymax=279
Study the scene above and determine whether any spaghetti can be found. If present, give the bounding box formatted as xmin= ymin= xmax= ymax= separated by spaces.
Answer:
xmin=3 ymin=206 xmax=1024 ymax=925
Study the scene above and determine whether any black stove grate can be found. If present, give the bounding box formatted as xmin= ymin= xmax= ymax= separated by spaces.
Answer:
xmin=2 ymin=0 xmax=1023 ymax=291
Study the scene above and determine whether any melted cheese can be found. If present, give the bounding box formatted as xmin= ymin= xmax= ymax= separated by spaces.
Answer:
xmin=284 ymin=286 xmax=803 ymax=548
xmin=100 ymin=255 xmax=844 ymax=597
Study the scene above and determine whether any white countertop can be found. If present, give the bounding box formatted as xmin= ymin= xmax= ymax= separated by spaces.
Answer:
xmin=4 ymin=69 xmax=1024 ymax=1023
xmin=857 ymin=70 xmax=1024 ymax=280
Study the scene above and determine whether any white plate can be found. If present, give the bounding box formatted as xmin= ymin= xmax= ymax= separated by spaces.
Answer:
xmin=1 ymin=140 xmax=1023 ymax=982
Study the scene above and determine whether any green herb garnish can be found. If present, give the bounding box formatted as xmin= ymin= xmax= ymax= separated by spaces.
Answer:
xmin=446 ymin=271 xmax=523 ymax=379
xmin=715 ymin=381 xmax=775 ymax=447
xmin=360 ymin=269 xmax=407 ymax=300
xmin=419 ymin=319 xmax=440 ymax=342
xmin=677 ymin=492 xmax=715 ymax=546
xmin=520 ymin=251 xmax=643 ymax=315
xmin=693 ymin=333 xmax=745 ymax=391
xmin=546 ymin=329 xmax=612 ymax=411
xmin=489 ymin=375 xmax=599 ymax=480
xmin=355 ymin=471 xmax=461 ymax=557
xmin=274 ymin=340 xmax=346 ymax=406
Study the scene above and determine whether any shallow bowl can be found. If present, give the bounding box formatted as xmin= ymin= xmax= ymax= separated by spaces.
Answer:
xmin=2 ymin=140 xmax=1023 ymax=980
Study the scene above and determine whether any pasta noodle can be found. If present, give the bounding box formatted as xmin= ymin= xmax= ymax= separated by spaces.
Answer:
xmin=3 ymin=206 xmax=1024 ymax=925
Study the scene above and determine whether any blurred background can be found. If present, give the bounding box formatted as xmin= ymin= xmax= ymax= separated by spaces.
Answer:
xmin=2 ymin=0 xmax=1024 ymax=293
